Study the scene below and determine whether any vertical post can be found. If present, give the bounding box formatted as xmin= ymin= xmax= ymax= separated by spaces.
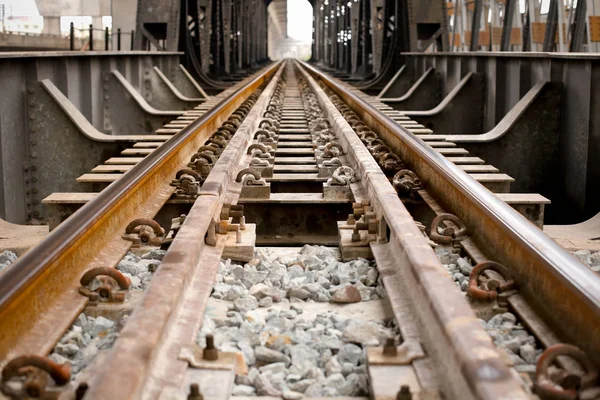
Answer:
xmin=557 ymin=0 xmax=566 ymax=51
xmin=522 ymin=0 xmax=532 ymax=51
xmin=543 ymin=0 xmax=558 ymax=51
xmin=105 ymin=27 xmax=109 ymax=50
xmin=70 ymin=22 xmax=75 ymax=51
xmin=117 ymin=28 xmax=121 ymax=50
xmin=89 ymin=24 xmax=94 ymax=51
xmin=470 ymin=0 xmax=483 ymax=50
xmin=131 ymin=30 xmax=134 ymax=50
xmin=569 ymin=0 xmax=587 ymax=51
xmin=500 ymin=0 xmax=516 ymax=51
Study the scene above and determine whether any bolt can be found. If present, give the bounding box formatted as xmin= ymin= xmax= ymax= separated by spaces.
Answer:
xmin=397 ymin=385 xmax=412 ymax=400
xmin=351 ymin=231 xmax=361 ymax=243
xmin=75 ymin=382 xmax=89 ymax=400
xmin=203 ymin=335 xmax=218 ymax=361
xmin=30 ymin=140 xmax=37 ymax=146
xmin=239 ymin=215 xmax=246 ymax=230
xmin=188 ymin=383 xmax=203 ymax=400
xmin=28 ymin=88 xmax=35 ymax=94
xmin=346 ymin=214 xmax=355 ymax=225
xmin=383 ymin=337 xmax=397 ymax=356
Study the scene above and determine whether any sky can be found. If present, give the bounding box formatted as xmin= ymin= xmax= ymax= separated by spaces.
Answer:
xmin=0 ymin=0 xmax=40 ymax=16
xmin=287 ymin=0 xmax=313 ymax=43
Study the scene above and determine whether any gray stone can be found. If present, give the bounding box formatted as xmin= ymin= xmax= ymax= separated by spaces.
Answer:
xmin=519 ymin=344 xmax=537 ymax=364
xmin=250 ymin=283 xmax=284 ymax=302
xmin=141 ymin=249 xmax=166 ymax=261
xmin=231 ymin=265 xmax=244 ymax=279
xmin=317 ymin=275 xmax=331 ymax=288
xmin=290 ymin=344 xmax=319 ymax=367
xmin=223 ymin=276 xmax=236 ymax=285
xmin=435 ymin=246 xmax=460 ymax=264
xmin=254 ymin=374 xmax=282 ymax=396
xmin=460 ymin=280 xmax=469 ymax=292
xmin=338 ymin=343 xmax=362 ymax=366
xmin=290 ymin=304 xmax=303 ymax=314
xmin=242 ymin=267 xmax=268 ymax=288
xmin=338 ymin=373 xmax=367 ymax=396
xmin=266 ymin=317 xmax=294 ymax=332
xmin=289 ymin=379 xmax=316 ymax=393
xmin=325 ymin=356 xmax=342 ymax=376
xmin=212 ymin=282 xmax=232 ymax=299
xmin=287 ymin=287 xmax=310 ymax=300
xmin=92 ymin=316 xmax=115 ymax=336
xmin=258 ymin=296 xmax=273 ymax=307
xmin=284 ymin=310 xmax=297 ymax=319
xmin=254 ymin=346 xmax=290 ymax=364
xmin=329 ymin=314 xmax=349 ymax=330
xmin=573 ymin=250 xmax=592 ymax=265
xmin=259 ymin=362 xmax=287 ymax=375
xmin=117 ymin=260 xmax=146 ymax=276
xmin=0 ymin=250 xmax=17 ymax=266
xmin=324 ymin=372 xmax=345 ymax=388
xmin=365 ymin=267 xmax=379 ymax=286
xmin=238 ymin=341 xmax=256 ymax=365
xmin=304 ymin=383 xmax=325 ymax=397
xmin=225 ymin=313 xmax=244 ymax=327
xmin=233 ymin=295 xmax=258 ymax=313
xmin=48 ymin=353 xmax=69 ymax=365
xmin=282 ymin=389 xmax=304 ymax=400
xmin=457 ymin=257 xmax=473 ymax=276
xmin=232 ymin=385 xmax=256 ymax=396
xmin=55 ymin=343 xmax=79 ymax=357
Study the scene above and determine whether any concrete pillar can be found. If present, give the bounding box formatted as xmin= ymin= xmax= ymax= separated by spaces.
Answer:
xmin=112 ymin=0 xmax=137 ymax=50
xmin=42 ymin=17 xmax=61 ymax=35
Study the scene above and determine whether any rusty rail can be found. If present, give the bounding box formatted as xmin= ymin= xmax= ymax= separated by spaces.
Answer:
xmin=0 ymin=61 xmax=281 ymax=366
xmin=300 ymin=60 xmax=600 ymax=364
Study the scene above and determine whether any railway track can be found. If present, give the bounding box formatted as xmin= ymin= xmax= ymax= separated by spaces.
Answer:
xmin=0 ymin=60 xmax=598 ymax=400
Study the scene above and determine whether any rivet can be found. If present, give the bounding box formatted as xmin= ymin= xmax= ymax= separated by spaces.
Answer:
xmin=31 ymin=152 xmax=38 ymax=158
xmin=27 ymin=88 xmax=35 ymax=94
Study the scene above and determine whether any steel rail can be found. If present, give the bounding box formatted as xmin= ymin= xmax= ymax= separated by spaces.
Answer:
xmin=300 ymin=61 xmax=600 ymax=363
xmin=295 ymin=61 xmax=528 ymax=400
xmin=83 ymin=62 xmax=287 ymax=399
xmin=0 ymin=61 xmax=280 ymax=366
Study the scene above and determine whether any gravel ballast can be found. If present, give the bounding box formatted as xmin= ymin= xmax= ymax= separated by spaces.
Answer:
xmin=201 ymin=245 xmax=398 ymax=397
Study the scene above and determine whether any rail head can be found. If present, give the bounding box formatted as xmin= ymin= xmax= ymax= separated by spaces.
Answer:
xmin=300 ymin=60 xmax=600 ymax=363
